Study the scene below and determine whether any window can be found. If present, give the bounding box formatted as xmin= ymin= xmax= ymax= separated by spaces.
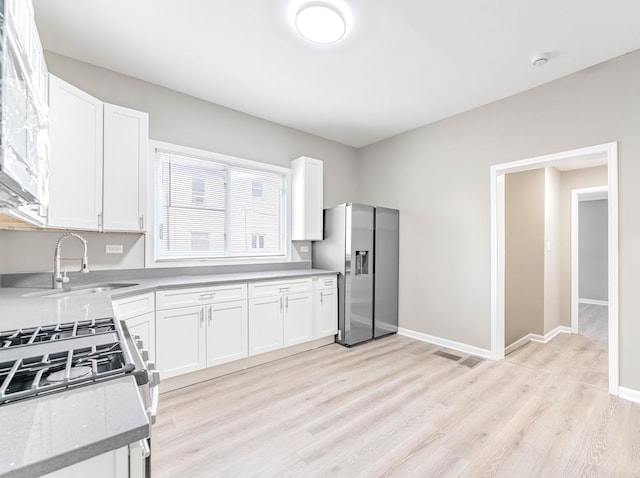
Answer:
xmin=190 ymin=232 xmax=210 ymax=251
xmin=251 ymin=180 xmax=263 ymax=197
xmin=191 ymin=177 xmax=205 ymax=204
xmin=155 ymin=147 xmax=286 ymax=261
xmin=251 ymin=233 xmax=265 ymax=249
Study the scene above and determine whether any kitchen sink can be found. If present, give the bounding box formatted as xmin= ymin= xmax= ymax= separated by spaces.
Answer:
xmin=25 ymin=283 xmax=139 ymax=298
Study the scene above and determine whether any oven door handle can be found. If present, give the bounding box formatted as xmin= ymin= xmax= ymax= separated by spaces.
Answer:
xmin=147 ymin=381 xmax=160 ymax=425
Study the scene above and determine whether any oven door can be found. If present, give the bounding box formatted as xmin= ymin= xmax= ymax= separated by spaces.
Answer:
xmin=129 ymin=439 xmax=150 ymax=478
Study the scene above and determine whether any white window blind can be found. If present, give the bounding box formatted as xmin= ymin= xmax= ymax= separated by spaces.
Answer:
xmin=156 ymin=149 xmax=285 ymax=260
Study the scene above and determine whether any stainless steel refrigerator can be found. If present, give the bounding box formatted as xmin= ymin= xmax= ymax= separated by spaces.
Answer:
xmin=312 ymin=203 xmax=399 ymax=346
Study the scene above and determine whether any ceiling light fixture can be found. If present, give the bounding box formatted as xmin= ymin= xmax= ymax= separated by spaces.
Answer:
xmin=295 ymin=2 xmax=346 ymax=44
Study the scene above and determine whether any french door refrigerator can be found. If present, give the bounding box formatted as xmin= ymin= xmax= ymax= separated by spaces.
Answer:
xmin=312 ymin=203 xmax=399 ymax=346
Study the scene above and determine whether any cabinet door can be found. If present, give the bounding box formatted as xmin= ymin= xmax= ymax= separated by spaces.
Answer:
xmin=125 ymin=312 xmax=156 ymax=362
xmin=47 ymin=74 xmax=103 ymax=230
xmin=156 ymin=305 xmax=206 ymax=378
xmin=283 ymin=291 xmax=313 ymax=347
xmin=291 ymin=156 xmax=323 ymax=241
xmin=206 ymin=300 xmax=248 ymax=367
xmin=248 ymin=296 xmax=283 ymax=356
xmin=103 ymin=104 xmax=149 ymax=232
xmin=315 ymin=287 xmax=338 ymax=338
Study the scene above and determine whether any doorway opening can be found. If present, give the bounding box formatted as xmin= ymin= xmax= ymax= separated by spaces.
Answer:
xmin=490 ymin=142 xmax=619 ymax=395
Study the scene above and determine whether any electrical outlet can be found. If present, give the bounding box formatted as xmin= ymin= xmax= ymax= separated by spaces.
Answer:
xmin=105 ymin=245 xmax=124 ymax=254
xmin=300 ymin=246 xmax=309 ymax=253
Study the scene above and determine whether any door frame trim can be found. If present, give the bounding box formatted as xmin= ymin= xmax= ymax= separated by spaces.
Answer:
xmin=490 ymin=142 xmax=619 ymax=395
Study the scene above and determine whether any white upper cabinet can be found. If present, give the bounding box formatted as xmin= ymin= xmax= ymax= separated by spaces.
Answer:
xmin=47 ymin=75 xmax=149 ymax=232
xmin=103 ymin=104 xmax=149 ymax=232
xmin=291 ymin=156 xmax=323 ymax=241
xmin=47 ymin=74 xmax=103 ymax=230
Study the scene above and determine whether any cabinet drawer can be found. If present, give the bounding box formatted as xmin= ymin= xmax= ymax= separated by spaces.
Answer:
xmin=112 ymin=292 xmax=155 ymax=320
xmin=248 ymin=277 xmax=312 ymax=298
xmin=314 ymin=275 xmax=337 ymax=290
xmin=156 ymin=283 xmax=247 ymax=310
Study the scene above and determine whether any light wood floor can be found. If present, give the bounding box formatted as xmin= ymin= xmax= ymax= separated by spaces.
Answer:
xmin=152 ymin=332 xmax=639 ymax=477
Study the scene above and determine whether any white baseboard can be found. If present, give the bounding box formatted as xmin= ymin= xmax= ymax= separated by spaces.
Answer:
xmin=619 ymin=386 xmax=640 ymax=404
xmin=398 ymin=327 xmax=492 ymax=359
xmin=579 ymin=298 xmax=608 ymax=306
xmin=505 ymin=326 xmax=572 ymax=355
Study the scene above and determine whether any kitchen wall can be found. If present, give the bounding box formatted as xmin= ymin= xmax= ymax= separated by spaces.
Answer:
xmin=0 ymin=51 xmax=359 ymax=274
xmin=504 ymin=169 xmax=545 ymax=347
xmin=579 ymin=199 xmax=608 ymax=302
xmin=356 ymin=50 xmax=640 ymax=389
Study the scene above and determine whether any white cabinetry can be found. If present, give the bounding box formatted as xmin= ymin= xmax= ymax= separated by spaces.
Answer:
xmin=248 ymin=278 xmax=313 ymax=355
xmin=47 ymin=75 xmax=148 ymax=232
xmin=112 ymin=292 xmax=156 ymax=361
xmin=47 ymin=74 xmax=103 ymax=230
xmin=248 ymin=296 xmax=283 ymax=355
xmin=291 ymin=156 xmax=323 ymax=241
xmin=156 ymin=305 xmax=206 ymax=378
xmin=314 ymin=275 xmax=338 ymax=338
xmin=207 ymin=299 xmax=248 ymax=366
xmin=155 ymin=284 xmax=248 ymax=378
xmin=103 ymin=104 xmax=149 ymax=232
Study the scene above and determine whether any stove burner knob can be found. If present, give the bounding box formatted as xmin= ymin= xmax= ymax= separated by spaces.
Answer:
xmin=146 ymin=360 xmax=156 ymax=371
xmin=140 ymin=348 xmax=149 ymax=361
xmin=135 ymin=338 xmax=144 ymax=350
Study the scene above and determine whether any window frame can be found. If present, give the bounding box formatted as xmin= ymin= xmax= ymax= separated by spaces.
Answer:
xmin=146 ymin=140 xmax=292 ymax=268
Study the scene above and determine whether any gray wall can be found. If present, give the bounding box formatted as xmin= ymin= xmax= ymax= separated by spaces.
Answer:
xmin=505 ymin=169 xmax=545 ymax=346
xmin=579 ymin=199 xmax=608 ymax=302
xmin=356 ymin=50 xmax=640 ymax=390
xmin=0 ymin=51 xmax=359 ymax=273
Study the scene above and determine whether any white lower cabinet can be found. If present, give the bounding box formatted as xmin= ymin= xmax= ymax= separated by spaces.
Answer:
xmin=314 ymin=275 xmax=338 ymax=339
xmin=125 ymin=312 xmax=156 ymax=361
xmin=207 ymin=300 xmax=249 ymax=366
xmin=283 ymin=292 xmax=314 ymax=347
xmin=112 ymin=293 xmax=156 ymax=361
xmin=248 ymin=278 xmax=313 ymax=356
xmin=156 ymin=305 xmax=207 ymax=379
xmin=155 ymin=284 xmax=249 ymax=378
xmin=248 ymin=296 xmax=284 ymax=355
xmin=151 ymin=276 xmax=335 ymax=379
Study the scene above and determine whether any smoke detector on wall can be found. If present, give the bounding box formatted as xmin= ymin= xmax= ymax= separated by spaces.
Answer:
xmin=531 ymin=53 xmax=549 ymax=67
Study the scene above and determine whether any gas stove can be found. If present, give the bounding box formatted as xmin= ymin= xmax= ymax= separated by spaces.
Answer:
xmin=0 ymin=317 xmax=142 ymax=405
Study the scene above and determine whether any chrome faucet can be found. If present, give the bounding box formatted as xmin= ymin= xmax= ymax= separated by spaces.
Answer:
xmin=52 ymin=233 xmax=90 ymax=289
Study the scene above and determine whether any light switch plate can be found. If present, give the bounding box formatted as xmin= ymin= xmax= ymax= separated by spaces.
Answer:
xmin=105 ymin=245 xmax=124 ymax=254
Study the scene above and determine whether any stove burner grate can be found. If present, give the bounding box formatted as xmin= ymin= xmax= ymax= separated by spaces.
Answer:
xmin=0 ymin=340 xmax=135 ymax=404
xmin=0 ymin=317 xmax=117 ymax=349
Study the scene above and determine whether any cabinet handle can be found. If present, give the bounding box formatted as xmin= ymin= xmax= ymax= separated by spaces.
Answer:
xmin=320 ymin=291 xmax=324 ymax=304
xmin=286 ymin=296 xmax=289 ymax=311
xmin=280 ymin=296 xmax=283 ymax=312
xmin=208 ymin=306 xmax=212 ymax=324
xmin=200 ymin=308 xmax=204 ymax=324
xmin=97 ymin=213 xmax=103 ymax=230
xmin=139 ymin=215 xmax=144 ymax=230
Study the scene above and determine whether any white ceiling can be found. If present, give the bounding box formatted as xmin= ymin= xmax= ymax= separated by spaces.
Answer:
xmin=32 ymin=0 xmax=640 ymax=148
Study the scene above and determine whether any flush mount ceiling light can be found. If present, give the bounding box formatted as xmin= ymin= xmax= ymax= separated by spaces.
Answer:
xmin=295 ymin=2 xmax=346 ymax=44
